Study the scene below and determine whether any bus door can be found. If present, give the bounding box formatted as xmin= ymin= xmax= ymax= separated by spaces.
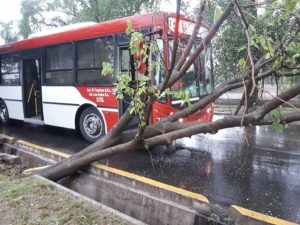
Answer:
xmin=22 ymin=58 xmax=42 ymax=123
xmin=118 ymin=47 xmax=132 ymax=115
xmin=118 ymin=46 xmax=139 ymax=128
xmin=117 ymin=29 xmax=150 ymax=118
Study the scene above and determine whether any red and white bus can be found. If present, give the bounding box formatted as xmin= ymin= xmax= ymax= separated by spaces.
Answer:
xmin=0 ymin=12 xmax=214 ymax=142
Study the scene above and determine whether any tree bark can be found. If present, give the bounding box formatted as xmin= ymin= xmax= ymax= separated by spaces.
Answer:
xmin=40 ymin=84 xmax=300 ymax=181
xmin=38 ymin=3 xmax=300 ymax=183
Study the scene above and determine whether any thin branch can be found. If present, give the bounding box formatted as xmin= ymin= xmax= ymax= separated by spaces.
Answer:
xmin=240 ymin=77 xmax=248 ymax=125
xmin=169 ymin=0 xmax=181 ymax=73
xmin=233 ymin=0 xmax=256 ymax=96
xmin=166 ymin=2 xmax=234 ymax=88
xmin=243 ymin=1 xmax=268 ymax=9
xmin=160 ymin=66 xmax=279 ymax=123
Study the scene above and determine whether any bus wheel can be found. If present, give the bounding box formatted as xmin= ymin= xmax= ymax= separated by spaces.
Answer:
xmin=79 ymin=107 xmax=105 ymax=142
xmin=0 ymin=100 xmax=9 ymax=124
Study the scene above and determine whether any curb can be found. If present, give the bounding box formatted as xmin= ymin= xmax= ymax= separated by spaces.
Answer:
xmin=229 ymin=205 xmax=298 ymax=225
xmin=0 ymin=134 xmax=15 ymax=144
xmin=1 ymin=133 xmax=298 ymax=225
xmin=34 ymin=175 xmax=147 ymax=225
xmin=16 ymin=139 xmax=209 ymax=204
xmin=11 ymin=138 xmax=211 ymax=224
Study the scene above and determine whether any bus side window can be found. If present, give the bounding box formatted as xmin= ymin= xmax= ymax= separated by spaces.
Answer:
xmin=152 ymin=39 xmax=166 ymax=102
xmin=0 ymin=54 xmax=20 ymax=85
xmin=119 ymin=48 xmax=138 ymax=82
xmin=120 ymin=49 xmax=130 ymax=72
xmin=77 ymin=36 xmax=114 ymax=85
xmin=153 ymin=39 xmax=165 ymax=85
xmin=45 ymin=43 xmax=73 ymax=85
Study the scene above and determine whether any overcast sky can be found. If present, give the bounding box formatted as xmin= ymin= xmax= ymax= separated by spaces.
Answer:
xmin=0 ymin=0 xmax=198 ymax=44
xmin=0 ymin=0 xmax=201 ymax=21
xmin=0 ymin=0 xmax=183 ymax=23
xmin=0 ymin=0 xmax=21 ymax=22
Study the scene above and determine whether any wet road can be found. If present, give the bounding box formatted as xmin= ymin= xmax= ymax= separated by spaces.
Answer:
xmin=0 ymin=118 xmax=299 ymax=223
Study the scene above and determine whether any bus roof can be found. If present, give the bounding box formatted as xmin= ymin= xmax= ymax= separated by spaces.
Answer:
xmin=0 ymin=12 xmax=173 ymax=55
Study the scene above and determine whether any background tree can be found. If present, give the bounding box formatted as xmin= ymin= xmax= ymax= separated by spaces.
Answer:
xmin=0 ymin=0 xmax=159 ymax=41
xmin=182 ymin=0 xmax=299 ymax=113
xmin=0 ymin=21 xmax=19 ymax=43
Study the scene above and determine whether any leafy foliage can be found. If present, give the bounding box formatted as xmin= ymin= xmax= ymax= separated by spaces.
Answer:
xmin=197 ymin=0 xmax=300 ymax=86
xmin=0 ymin=22 xmax=19 ymax=43
xmin=269 ymin=109 xmax=288 ymax=133
xmin=103 ymin=23 xmax=194 ymax=129
xmin=102 ymin=62 xmax=114 ymax=77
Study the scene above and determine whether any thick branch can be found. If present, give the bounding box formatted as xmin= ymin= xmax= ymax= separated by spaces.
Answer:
xmin=40 ymin=83 xmax=300 ymax=181
xmin=39 ymin=110 xmax=134 ymax=179
xmin=169 ymin=0 xmax=181 ymax=73
xmin=161 ymin=3 xmax=206 ymax=92
xmin=38 ymin=4 xmax=300 ymax=183
xmin=258 ymin=112 xmax=300 ymax=125
xmin=173 ymin=3 xmax=207 ymax=72
xmin=166 ymin=2 xmax=234 ymax=87
xmin=160 ymin=66 xmax=294 ymax=123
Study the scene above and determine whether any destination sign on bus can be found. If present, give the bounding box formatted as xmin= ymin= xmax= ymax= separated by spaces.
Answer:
xmin=168 ymin=17 xmax=207 ymax=37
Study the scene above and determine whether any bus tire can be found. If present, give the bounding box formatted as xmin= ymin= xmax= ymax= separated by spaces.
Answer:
xmin=0 ymin=100 xmax=9 ymax=124
xmin=79 ymin=107 xmax=105 ymax=142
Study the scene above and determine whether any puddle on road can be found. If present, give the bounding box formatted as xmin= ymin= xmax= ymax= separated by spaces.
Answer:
xmin=1 ymin=120 xmax=300 ymax=223
xmin=100 ymin=126 xmax=300 ymax=224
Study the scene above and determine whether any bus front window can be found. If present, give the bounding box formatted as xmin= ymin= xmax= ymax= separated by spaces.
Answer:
xmin=152 ymin=39 xmax=167 ymax=102
xmin=153 ymin=39 xmax=165 ymax=85
xmin=168 ymin=39 xmax=212 ymax=105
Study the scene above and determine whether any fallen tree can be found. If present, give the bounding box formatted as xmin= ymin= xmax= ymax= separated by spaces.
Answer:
xmin=39 ymin=0 xmax=300 ymax=181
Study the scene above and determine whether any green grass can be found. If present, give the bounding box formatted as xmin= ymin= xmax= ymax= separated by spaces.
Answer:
xmin=0 ymin=169 xmax=127 ymax=225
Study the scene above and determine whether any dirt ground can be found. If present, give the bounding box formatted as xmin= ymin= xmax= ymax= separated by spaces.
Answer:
xmin=0 ymin=163 xmax=127 ymax=225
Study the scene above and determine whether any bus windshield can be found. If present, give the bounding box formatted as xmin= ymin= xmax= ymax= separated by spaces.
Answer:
xmin=168 ymin=39 xmax=213 ymax=104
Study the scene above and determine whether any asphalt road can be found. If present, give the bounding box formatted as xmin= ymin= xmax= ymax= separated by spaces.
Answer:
xmin=0 ymin=117 xmax=299 ymax=223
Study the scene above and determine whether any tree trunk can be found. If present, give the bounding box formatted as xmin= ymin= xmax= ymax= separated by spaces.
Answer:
xmin=39 ymin=84 xmax=300 ymax=181
xmin=37 ymin=3 xmax=300 ymax=183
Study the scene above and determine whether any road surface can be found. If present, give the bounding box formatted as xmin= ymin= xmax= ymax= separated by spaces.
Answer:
xmin=0 ymin=118 xmax=299 ymax=223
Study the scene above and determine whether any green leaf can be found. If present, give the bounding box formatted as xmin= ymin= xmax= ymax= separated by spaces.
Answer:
xmin=263 ymin=9 xmax=272 ymax=18
xmin=249 ymin=25 xmax=256 ymax=34
xmin=238 ymin=58 xmax=245 ymax=66
xmin=292 ymin=53 xmax=300 ymax=60
xmin=237 ymin=45 xmax=246 ymax=53
xmin=125 ymin=20 xmax=135 ymax=35
xmin=257 ymin=35 xmax=268 ymax=50
xmin=117 ymin=93 xmax=124 ymax=100
xmin=293 ymin=69 xmax=300 ymax=75
xmin=129 ymin=107 xmax=135 ymax=115
xmin=285 ymin=1 xmax=297 ymax=11
xmin=266 ymin=38 xmax=274 ymax=55
xmin=129 ymin=31 xmax=144 ymax=55
xmin=150 ymin=42 xmax=158 ymax=54
xmin=251 ymin=40 xmax=260 ymax=49
xmin=272 ymin=120 xmax=285 ymax=133
xmin=102 ymin=62 xmax=114 ymax=77
xmin=213 ymin=5 xmax=222 ymax=23
xmin=139 ymin=121 xmax=147 ymax=129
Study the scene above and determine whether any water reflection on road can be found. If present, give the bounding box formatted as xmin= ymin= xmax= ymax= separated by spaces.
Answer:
xmin=0 ymin=119 xmax=299 ymax=223
xmin=100 ymin=125 xmax=300 ymax=223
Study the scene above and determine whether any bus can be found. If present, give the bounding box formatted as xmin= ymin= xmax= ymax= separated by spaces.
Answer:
xmin=0 ymin=12 xmax=214 ymax=142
